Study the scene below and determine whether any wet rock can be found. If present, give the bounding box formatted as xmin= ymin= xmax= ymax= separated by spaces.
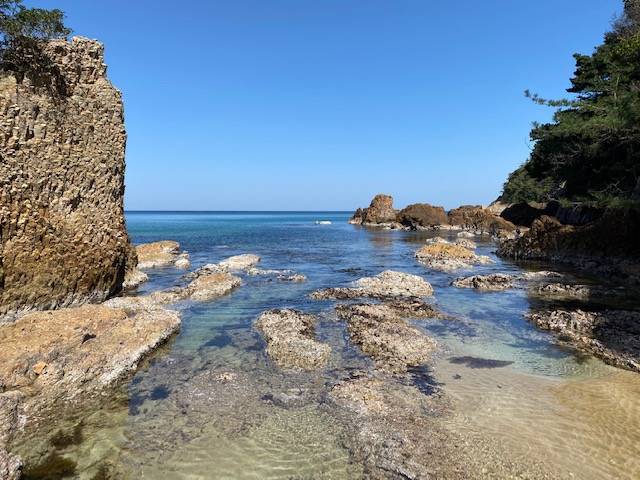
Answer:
xmin=174 ymin=253 xmax=191 ymax=270
xmin=255 ymin=309 xmax=331 ymax=370
xmin=452 ymin=274 xmax=516 ymax=291
xmin=396 ymin=203 xmax=449 ymax=229
xmin=426 ymin=236 xmax=450 ymax=245
xmin=311 ymin=270 xmax=433 ymax=300
xmin=531 ymin=283 xmax=592 ymax=298
xmin=527 ymin=309 xmax=640 ymax=372
xmin=354 ymin=270 xmax=434 ymax=297
xmin=247 ymin=268 xmax=307 ymax=282
xmin=123 ymin=268 xmax=149 ymax=289
xmin=0 ymin=304 xmax=180 ymax=433
xmin=519 ymin=271 xmax=564 ymax=281
xmin=455 ymin=238 xmax=477 ymax=249
xmin=349 ymin=194 xmax=397 ymax=225
xmin=184 ymin=272 xmax=241 ymax=301
xmin=457 ymin=231 xmax=476 ymax=238
xmin=136 ymin=241 xmax=182 ymax=268
xmin=336 ymin=303 xmax=437 ymax=373
xmin=415 ymin=243 xmax=493 ymax=272
xmin=216 ymin=254 xmax=261 ymax=272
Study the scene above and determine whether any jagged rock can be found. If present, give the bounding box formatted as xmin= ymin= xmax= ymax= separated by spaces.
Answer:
xmin=519 ymin=270 xmax=564 ymax=281
xmin=425 ymin=236 xmax=449 ymax=244
xmin=452 ymin=274 xmax=515 ymax=291
xmin=336 ymin=303 xmax=437 ymax=373
xmin=190 ymin=254 xmax=261 ymax=278
xmin=527 ymin=309 xmax=640 ymax=372
xmin=255 ymin=309 xmax=331 ymax=370
xmin=247 ymin=268 xmax=307 ymax=282
xmin=136 ymin=241 xmax=182 ymax=268
xmin=0 ymin=304 xmax=180 ymax=428
xmin=498 ymin=210 xmax=640 ymax=283
xmin=123 ymin=268 xmax=149 ymax=289
xmin=174 ymin=253 xmax=191 ymax=270
xmin=0 ymin=37 xmax=133 ymax=320
xmin=532 ymin=283 xmax=592 ymax=298
xmin=217 ymin=254 xmax=261 ymax=272
xmin=349 ymin=194 xmax=397 ymax=225
xmin=311 ymin=270 xmax=433 ymax=300
xmin=396 ymin=203 xmax=448 ymax=229
xmin=500 ymin=202 xmax=549 ymax=227
xmin=0 ymin=449 xmax=21 ymax=480
xmin=448 ymin=205 xmax=516 ymax=234
xmin=457 ymin=231 xmax=475 ymax=238
xmin=415 ymin=243 xmax=493 ymax=272
xmin=454 ymin=238 xmax=477 ymax=249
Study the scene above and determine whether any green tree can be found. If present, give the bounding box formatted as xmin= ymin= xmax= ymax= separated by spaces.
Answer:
xmin=501 ymin=0 xmax=640 ymax=206
xmin=0 ymin=0 xmax=70 ymax=89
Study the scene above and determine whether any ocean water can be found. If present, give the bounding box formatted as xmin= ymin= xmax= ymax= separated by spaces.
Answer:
xmin=14 ymin=212 xmax=640 ymax=479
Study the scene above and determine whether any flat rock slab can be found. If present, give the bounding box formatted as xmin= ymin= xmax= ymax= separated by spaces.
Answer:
xmin=136 ymin=240 xmax=181 ymax=268
xmin=255 ymin=309 xmax=331 ymax=370
xmin=336 ymin=303 xmax=437 ymax=373
xmin=184 ymin=272 xmax=241 ymax=301
xmin=0 ymin=304 xmax=180 ymax=418
xmin=311 ymin=270 xmax=433 ymax=300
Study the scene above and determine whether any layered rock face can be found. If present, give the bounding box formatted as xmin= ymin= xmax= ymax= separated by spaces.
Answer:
xmin=349 ymin=194 xmax=396 ymax=225
xmin=0 ymin=37 xmax=131 ymax=320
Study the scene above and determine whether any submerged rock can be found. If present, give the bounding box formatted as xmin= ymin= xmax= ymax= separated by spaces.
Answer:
xmin=311 ymin=270 xmax=433 ymax=300
xmin=247 ymin=268 xmax=307 ymax=282
xmin=452 ymin=274 xmax=516 ymax=291
xmin=336 ymin=303 xmax=437 ymax=373
xmin=527 ymin=309 xmax=640 ymax=372
xmin=415 ymin=242 xmax=493 ymax=272
xmin=255 ymin=309 xmax=331 ymax=370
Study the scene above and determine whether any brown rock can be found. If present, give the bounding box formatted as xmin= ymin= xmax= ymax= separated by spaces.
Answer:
xmin=0 ymin=304 xmax=180 ymax=419
xmin=255 ymin=309 xmax=331 ymax=370
xmin=448 ymin=205 xmax=516 ymax=234
xmin=452 ymin=274 xmax=516 ymax=291
xmin=136 ymin=241 xmax=181 ymax=268
xmin=311 ymin=270 xmax=433 ymax=300
xmin=0 ymin=37 xmax=132 ymax=320
xmin=396 ymin=203 xmax=449 ymax=229
xmin=349 ymin=194 xmax=397 ymax=225
xmin=415 ymin=242 xmax=493 ymax=272
xmin=527 ymin=309 xmax=640 ymax=372
xmin=336 ymin=303 xmax=437 ymax=373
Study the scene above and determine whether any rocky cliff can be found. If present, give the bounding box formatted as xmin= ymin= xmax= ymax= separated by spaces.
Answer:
xmin=0 ymin=37 xmax=132 ymax=321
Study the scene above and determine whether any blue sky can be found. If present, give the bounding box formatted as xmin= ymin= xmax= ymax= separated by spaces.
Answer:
xmin=34 ymin=0 xmax=622 ymax=210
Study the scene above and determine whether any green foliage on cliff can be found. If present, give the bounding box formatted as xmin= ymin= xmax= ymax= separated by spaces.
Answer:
xmin=0 ymin=0 xmax=70 ymax=82
xmin=501 ymin=0 xmax=640 ymax=206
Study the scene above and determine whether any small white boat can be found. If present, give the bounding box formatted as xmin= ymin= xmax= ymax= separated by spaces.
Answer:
xmin=315 ymin=220 xmax=332 ymax=225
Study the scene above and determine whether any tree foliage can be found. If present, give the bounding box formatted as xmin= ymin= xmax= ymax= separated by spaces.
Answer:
xmin=0 ymin=0 xmax=70 ymax=89
xmin=501 ymin=0 xmax=640 ymax=206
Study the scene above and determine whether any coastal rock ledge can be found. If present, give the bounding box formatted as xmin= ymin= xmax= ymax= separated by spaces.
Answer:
xmin=0 ymin=37 xmax=132 ymax=320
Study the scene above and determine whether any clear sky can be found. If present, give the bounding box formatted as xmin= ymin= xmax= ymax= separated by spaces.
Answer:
xmin=33 ymin=0 xmax=622 ymax=211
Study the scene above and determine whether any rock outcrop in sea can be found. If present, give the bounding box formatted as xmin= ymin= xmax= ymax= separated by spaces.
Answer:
xmin=0 ymin=37 xmax=133 ymax=320
xmin=311 ymin=270 xmax=434 ymax=300
xmin=349 ymin=194 xmax=516 ymax=235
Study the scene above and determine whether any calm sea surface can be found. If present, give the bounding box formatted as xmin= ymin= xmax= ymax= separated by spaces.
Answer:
xmin=14 ymin=212 xmax=640 ymax=479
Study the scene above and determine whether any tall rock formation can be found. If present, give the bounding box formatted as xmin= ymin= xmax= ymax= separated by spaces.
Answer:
xmin=0 ymin=37 xmax=133 ymax=321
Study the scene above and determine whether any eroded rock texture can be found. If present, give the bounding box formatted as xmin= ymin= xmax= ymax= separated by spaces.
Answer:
xmin=0 ymin=37 xmax=130 ymax=320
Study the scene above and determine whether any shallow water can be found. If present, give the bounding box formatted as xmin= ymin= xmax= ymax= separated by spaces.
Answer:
xmin=14 ymin=212 xmax=640 ymax=479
